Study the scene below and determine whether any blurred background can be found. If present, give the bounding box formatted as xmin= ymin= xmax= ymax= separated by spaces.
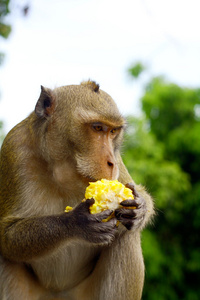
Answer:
xmin=0 ymin=0 xmax=200 ymax=299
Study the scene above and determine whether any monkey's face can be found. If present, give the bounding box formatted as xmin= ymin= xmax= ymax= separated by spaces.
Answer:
xmin=34 ymin=81 xmax=125 ymax=187
xmin=74 ymin=121 xmax=124 ymax=182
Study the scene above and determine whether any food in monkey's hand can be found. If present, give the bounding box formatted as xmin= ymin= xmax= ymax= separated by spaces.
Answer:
xmin=85 ymin=179 xmax=134 ymax=213
xmin=65 ymin=179 xmax=135 ymax=221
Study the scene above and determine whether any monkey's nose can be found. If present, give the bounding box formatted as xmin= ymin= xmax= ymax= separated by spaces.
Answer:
xmin=106 ymin=159 xmax=118 ymax=180
xmin=107 ymin=161 xmax=114 ymax=167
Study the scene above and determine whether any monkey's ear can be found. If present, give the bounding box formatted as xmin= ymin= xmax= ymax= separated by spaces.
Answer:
xmin=35 ymin=86 xmax=54 ymax=118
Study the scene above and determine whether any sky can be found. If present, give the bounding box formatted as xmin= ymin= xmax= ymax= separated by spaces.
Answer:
xmin=1 ymin=0 xmax=200 ymax=133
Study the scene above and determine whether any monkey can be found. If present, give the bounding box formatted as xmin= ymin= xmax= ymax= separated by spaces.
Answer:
xmin=0 ymin=80 xmax=154 ymax=300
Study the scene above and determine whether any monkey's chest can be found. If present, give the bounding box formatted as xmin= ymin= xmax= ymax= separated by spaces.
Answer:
xmin=30 ymin=241 xmax=100 ymax=291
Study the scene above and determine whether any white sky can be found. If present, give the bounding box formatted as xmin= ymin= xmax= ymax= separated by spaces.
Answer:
xmin=1 ymin=0 xmax=200 ymax=133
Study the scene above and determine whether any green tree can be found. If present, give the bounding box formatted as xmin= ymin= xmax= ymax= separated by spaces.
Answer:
xmin=0 ymin=0 xmax=11 ymax=64
xmin=0 ymin=0 xmax=11 ymax=36
xmin=123 ymin=76 xmax=200 ymax=299
xmin=0 ymin=0 xmax=11 ymax=144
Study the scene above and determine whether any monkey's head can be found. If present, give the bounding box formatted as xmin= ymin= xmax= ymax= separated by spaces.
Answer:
xmin=34 ymin=80 xmax=125 ymax=185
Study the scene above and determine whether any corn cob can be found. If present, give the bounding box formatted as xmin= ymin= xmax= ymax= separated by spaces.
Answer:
xmin=65 ymin=179 xmax=134 ymax=218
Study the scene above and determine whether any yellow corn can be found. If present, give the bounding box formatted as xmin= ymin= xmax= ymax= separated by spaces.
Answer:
xmin=65 ymin=179 xmax=134 ymax=219
xmin=65 ymin=206 xmax=73 ymax=213
xmin=85 ymin=179 xmax=134 ymax=214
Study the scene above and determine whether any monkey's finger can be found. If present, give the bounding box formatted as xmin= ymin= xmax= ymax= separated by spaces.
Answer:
xmin=106 ymin=217 xmax=117 ymax=227
xmin=88 ymin=221 xmax=117 ymax=245
xmin=77 ymin=198 xmax=95 ymax=213
xmin=115 ymin=208 xmax=136 ymax=220
xmin=121 ymin=215 xmax=145 ymax=230
xmin=122 ymin=220 xmax=134 ymax=230
xmin=85 ymin=198 xmax=95 ymax=208
xmin=125 ymin=183 xmax=140 ymax=198
xmin=120 ymin=199 xmax=139 ymax=208
xmin=93 ymin=209 xmax=114 ymax=222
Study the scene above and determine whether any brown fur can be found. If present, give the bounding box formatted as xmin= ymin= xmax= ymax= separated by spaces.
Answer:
xmin=0 ymin=81 xmax=154 ymax=300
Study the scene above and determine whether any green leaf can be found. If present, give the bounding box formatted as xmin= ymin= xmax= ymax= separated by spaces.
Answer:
xmin=128 ymin=62 xmax=146 ymax=78
xmin=0 ymin=22 xmax=11 ymax=38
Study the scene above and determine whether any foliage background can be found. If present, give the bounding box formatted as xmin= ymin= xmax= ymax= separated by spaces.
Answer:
xmin=123 ymin=72 xmax=200 ymax=299
xmin=0 ymin=0 xmax=11 ymax=144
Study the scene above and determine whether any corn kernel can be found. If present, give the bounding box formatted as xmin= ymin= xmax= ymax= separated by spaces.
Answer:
xmin=65 ymin=206 xmax=73 ymax=213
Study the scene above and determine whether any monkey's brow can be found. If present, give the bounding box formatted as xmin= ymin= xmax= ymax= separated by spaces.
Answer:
xmin=74 ymin=108 xmax=125 ymax=127
xmin=92 ymin=121 xmax=125 ymax=130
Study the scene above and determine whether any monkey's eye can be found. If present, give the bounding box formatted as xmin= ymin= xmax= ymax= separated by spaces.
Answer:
xmin=110 ymin=128 xmax=117 ymax=134
xmin=92 ymin=125 xmax=103 ymax=131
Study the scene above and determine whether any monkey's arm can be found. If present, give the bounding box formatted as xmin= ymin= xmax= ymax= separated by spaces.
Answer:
xmin=117 ymin=153 xmax=154 ymax=230
xmin=0 ymin=199 xmax=116 ymax=262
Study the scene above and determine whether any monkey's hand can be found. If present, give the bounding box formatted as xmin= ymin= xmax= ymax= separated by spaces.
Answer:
xmin=65 ymin=198 xmax=117 ymax=245
xmin=115 ymin=183 xmax=147 ymax=231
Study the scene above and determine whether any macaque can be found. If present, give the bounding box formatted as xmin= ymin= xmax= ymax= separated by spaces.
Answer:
xmin=0 ymin=80 xmax=154 ymax=300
